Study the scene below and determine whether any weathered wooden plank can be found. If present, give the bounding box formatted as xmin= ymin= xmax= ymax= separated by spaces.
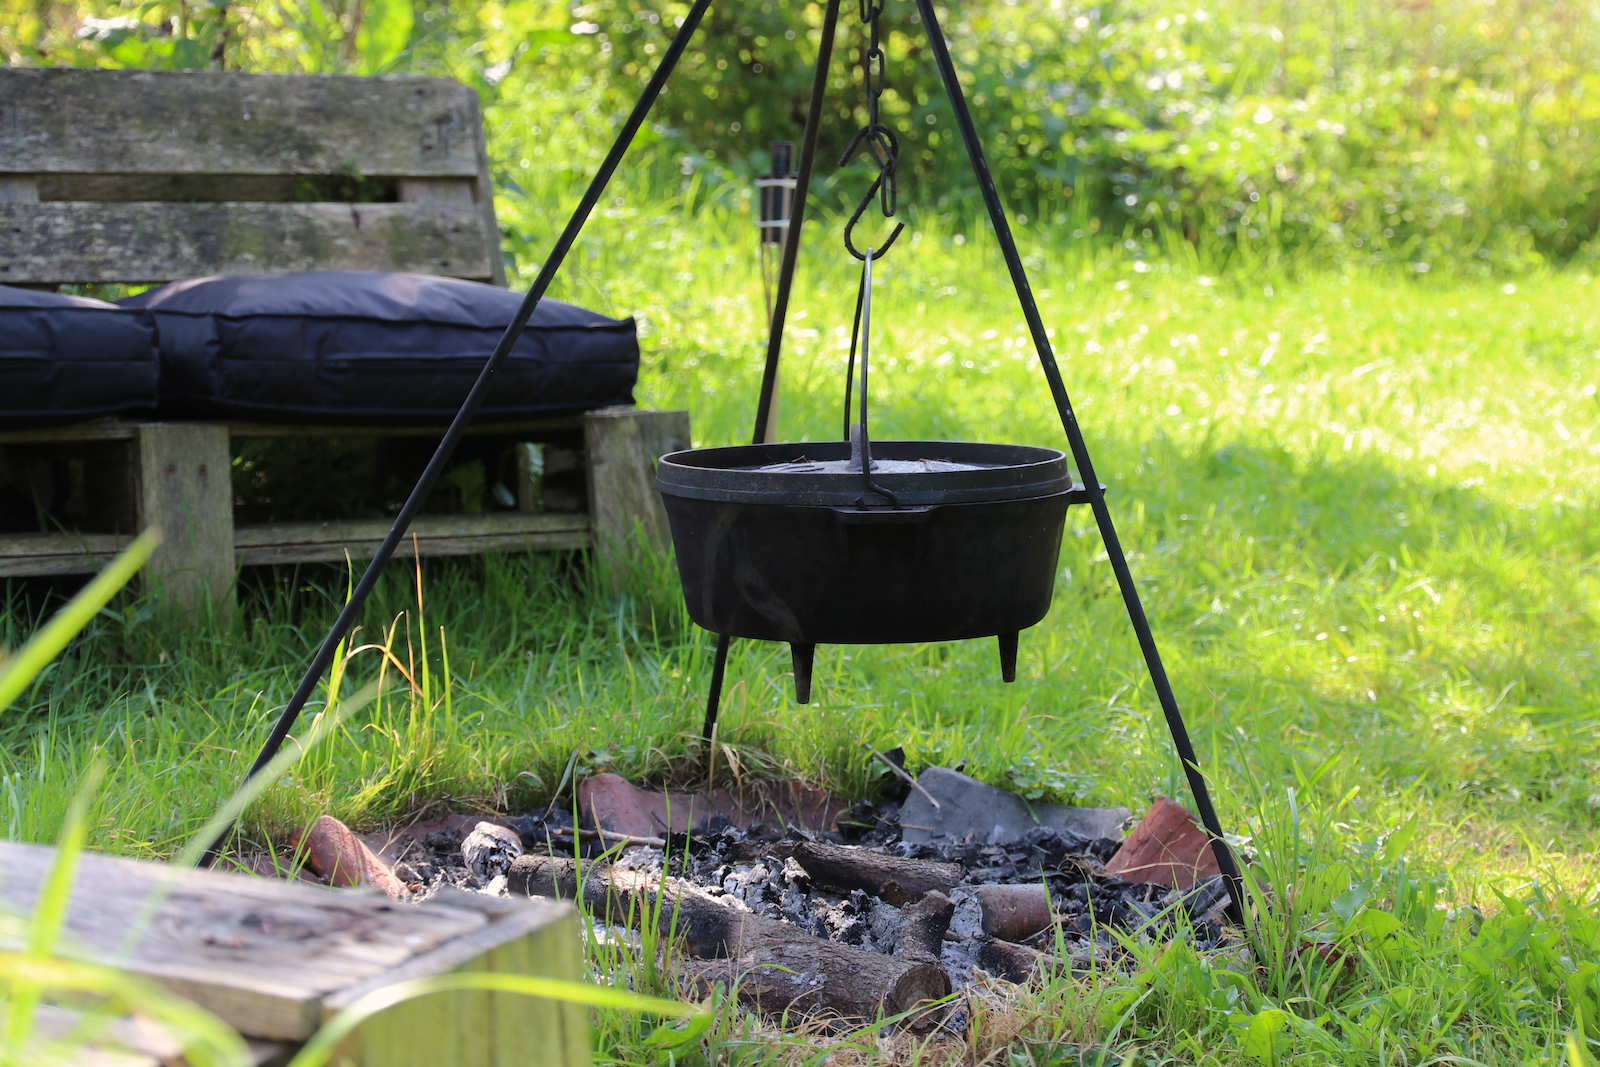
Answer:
xmin=322 ymin=891 xmax=590 ymax=1067
xmin=399 ymin=177 xmax=476 ymax=206
xmin=0 ymin=532 xmax=129 ymax=577
xmin=136 ymin=424 xmax=234 ymax=618
xmin=0 ymin=841 xmax=486 ymax=1041
xmin=234 ymin=513 xmax=589 ymax=566
xmin=0 ymin=69 xmax=483 ymax=178
xmin=0 ymin=422 xmax=138 ymax=444
xmin=225 ymin=417 xmax=584 ymax=439
xmin=0 ymin=417 xmax=582 ymax=445
xmin=0 ymin=840 xmax=589 ymax=1067
xmin=584 ymin=407 xmax=691 ymax=581
xmin=0 ymin=201 xmax=496 ymax=285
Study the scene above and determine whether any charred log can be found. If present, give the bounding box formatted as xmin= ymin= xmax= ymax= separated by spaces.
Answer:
xmin=510 ymin=855 xmax=949 ymax=1024
xmin=785 ymin=840 xmax=962 ymax=906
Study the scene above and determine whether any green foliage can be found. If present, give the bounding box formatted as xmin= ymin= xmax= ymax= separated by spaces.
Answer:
xmin=1066 ymin=790 xmax=1600 ymax=1067
xmin=355 ymin=0 xmax=413 ymax=73
xmin=6 ymin=0 xmax=1600 ymax=269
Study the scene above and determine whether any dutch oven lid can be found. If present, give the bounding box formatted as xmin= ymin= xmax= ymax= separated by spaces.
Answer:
xmin=656 ymin=440 xmax=1074 ymax=507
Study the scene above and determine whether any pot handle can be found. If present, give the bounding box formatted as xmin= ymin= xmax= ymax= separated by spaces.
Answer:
xmin=829 ymin=506 xmax=934 ymax=525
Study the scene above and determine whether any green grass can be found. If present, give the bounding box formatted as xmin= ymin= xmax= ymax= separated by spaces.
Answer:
xmin=3 ymin=207 xmax=1599 ymax=1064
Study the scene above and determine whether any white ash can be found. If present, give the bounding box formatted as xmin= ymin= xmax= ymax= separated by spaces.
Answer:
xmin=939 ymin=888 xmax=986 ymax=989
xmin=461 ymin=821 xmax=523 ymax=882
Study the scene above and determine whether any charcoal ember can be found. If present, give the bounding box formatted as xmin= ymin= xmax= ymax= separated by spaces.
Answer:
xmin=838 ymin=798 xmax=900 ymax=844
xmin=424 ymin=827 xmax=465 ymax=855
xmin=462 ymin=821 xmax=523 ymax=881
xmin=506 ymin=808 xmax=574 ymax=848
xmin=1179 ymin=875 xmax=1232 ymax=922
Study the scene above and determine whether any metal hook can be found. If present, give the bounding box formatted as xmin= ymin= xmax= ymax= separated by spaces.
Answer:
xmin=839 ymin=125 xmax=905 ymax=262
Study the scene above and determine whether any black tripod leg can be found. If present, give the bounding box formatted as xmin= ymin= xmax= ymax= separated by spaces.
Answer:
xmin=914 ymin=0 xmax=1247 ymax=928
xmin=701 ymin=632 xmax=732 ymax=746
xmin=750 ymin=0 xmax=842 ymax=445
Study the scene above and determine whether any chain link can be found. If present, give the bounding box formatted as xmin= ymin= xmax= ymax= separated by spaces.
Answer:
xmin=840 ymin=0 xmax=905 ymax=259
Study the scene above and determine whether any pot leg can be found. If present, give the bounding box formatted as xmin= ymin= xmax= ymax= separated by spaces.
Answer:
xmin=701 ymin=633 xmax=732 ymax=745
xmin=791 ymin=642 xmax=817 ymax=704
xmin=998 ymin=631 xmax=1018 ymax=683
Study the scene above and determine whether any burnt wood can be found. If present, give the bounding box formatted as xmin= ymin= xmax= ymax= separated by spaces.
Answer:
xmin=895 ymin=890 xmax=955 ymax=962
xmin=510 ymin=855 xmax=949 ymax=1024
xmin=786 ymin=840 xmax=963 ymax=907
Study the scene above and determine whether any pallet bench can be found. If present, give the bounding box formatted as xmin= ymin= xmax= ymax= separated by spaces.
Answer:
xmin=0 ymin=68 xmax=684 ymax=613
xmin=0 ymin=839 xmax=591 ymax=1067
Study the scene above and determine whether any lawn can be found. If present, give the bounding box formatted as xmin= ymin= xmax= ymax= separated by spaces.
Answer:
xmin=4 ymin=207 xmax=1599 ymax=1063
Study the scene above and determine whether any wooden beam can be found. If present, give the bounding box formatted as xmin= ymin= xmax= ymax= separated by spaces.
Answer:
xmin=0 ymin=514 xmax=590 ymax=576
xmin=0 ymin=69 xmax=483 ymax=178
xmin=0 ymin=840 xmax=590 ymax=1067
xmin=0 ymin=531 xmax=130 ymax=577
xmin=398 ymin=177 xmax=476 ymax=206
xmin=0 ymin=418 xmax=584 ymax=445
xmin=136 ymin=424 xmax=235 ymax=618
xmin=234 ymin=513 xmax=588 ymax=566
xmin=583 ymin=407 xmax=691 ymax=582
xmin=0 ymin=201 xmax=496 ymax=286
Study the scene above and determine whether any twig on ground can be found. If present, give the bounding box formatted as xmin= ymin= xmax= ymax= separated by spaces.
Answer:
xmin=864 ymin=744 xmax=940 ymax=810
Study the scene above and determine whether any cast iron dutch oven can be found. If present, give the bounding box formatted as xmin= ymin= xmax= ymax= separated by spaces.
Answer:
xmin=656 ymin=439 xmax=1083 ymax=659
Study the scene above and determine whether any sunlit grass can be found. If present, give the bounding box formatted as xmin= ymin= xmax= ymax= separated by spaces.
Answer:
xmin=2 ymin=201 xmax=1598 ymax=1064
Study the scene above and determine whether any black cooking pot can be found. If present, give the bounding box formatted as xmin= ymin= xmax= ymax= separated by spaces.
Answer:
xmin=656 ymin=440 xmax=1088 ymax=701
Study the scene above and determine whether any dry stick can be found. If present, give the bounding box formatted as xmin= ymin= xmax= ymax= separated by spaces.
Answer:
xmin=864 ymin=745 xmax=940 ymax=810
xmin=548 ymin=827 xmax=668 ymax=849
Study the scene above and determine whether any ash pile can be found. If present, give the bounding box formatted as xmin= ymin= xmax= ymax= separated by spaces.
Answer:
xmin=467 ymin=766 xmax=1239 ymax=1027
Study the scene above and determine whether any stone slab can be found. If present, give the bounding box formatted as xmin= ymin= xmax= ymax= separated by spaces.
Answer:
xmin=898 ymin=767 xmax=1130 ymax=846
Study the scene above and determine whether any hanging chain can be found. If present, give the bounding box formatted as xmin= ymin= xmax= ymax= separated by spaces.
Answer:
xmin=840 ymin=0 xmax=906 ymax=260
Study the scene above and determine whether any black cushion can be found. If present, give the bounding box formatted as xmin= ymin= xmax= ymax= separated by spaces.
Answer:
xmin=0 ymin=286 xmax=160 ymax=427
xmin=120 ymin=272 xmax=640 ymax=424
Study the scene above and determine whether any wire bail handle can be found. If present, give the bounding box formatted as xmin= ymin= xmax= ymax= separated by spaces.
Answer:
xmin=848 ymin=247 xmax=899 ymax=504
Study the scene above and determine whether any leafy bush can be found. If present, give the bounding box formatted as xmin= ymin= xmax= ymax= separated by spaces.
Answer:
xmin=7 ymin=0 xmax=1600 ymax=272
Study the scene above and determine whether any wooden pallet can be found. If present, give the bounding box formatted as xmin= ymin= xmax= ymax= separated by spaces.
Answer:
xmin=0 ymin=839 xmax=591 ymax=1067
xmin=0 ymin=406 xmax=688 ymax=615
xmin=0 ymin=68 xmax=689 ymax=619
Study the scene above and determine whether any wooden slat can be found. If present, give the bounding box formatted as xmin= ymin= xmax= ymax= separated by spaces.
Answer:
xmin=0 ymin=201 xmax=495 ymax=285
xmin=0 ymin=840 xmax=487 ymax=1041
xmin=0 ymin=418 xmax=583 ymax=445
xmin=0 ymin=515 xmax=588 ymax=576
xmin=0 ymin=422 xmax=138 ymax=444
xmin=0 ymin=532 xmax=129 ymax=577
xmin=0 ymin=69 xmax=482 ymax=178
xmin=0 ymin=840 xmax=589 ymax=1067
xmin=234 ymin=512 xmax=589 ymax=566
xmin=224 ymin=416 xmax=584 ymax=439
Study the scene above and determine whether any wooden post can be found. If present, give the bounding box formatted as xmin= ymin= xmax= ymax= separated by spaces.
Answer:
xmin=135 ymin=423 xmax=235 ymax=620
xmin=0 ymin=840 xmax=592 ymax=1067
xmin=583 ymin=407 xmax=690 ymax=583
